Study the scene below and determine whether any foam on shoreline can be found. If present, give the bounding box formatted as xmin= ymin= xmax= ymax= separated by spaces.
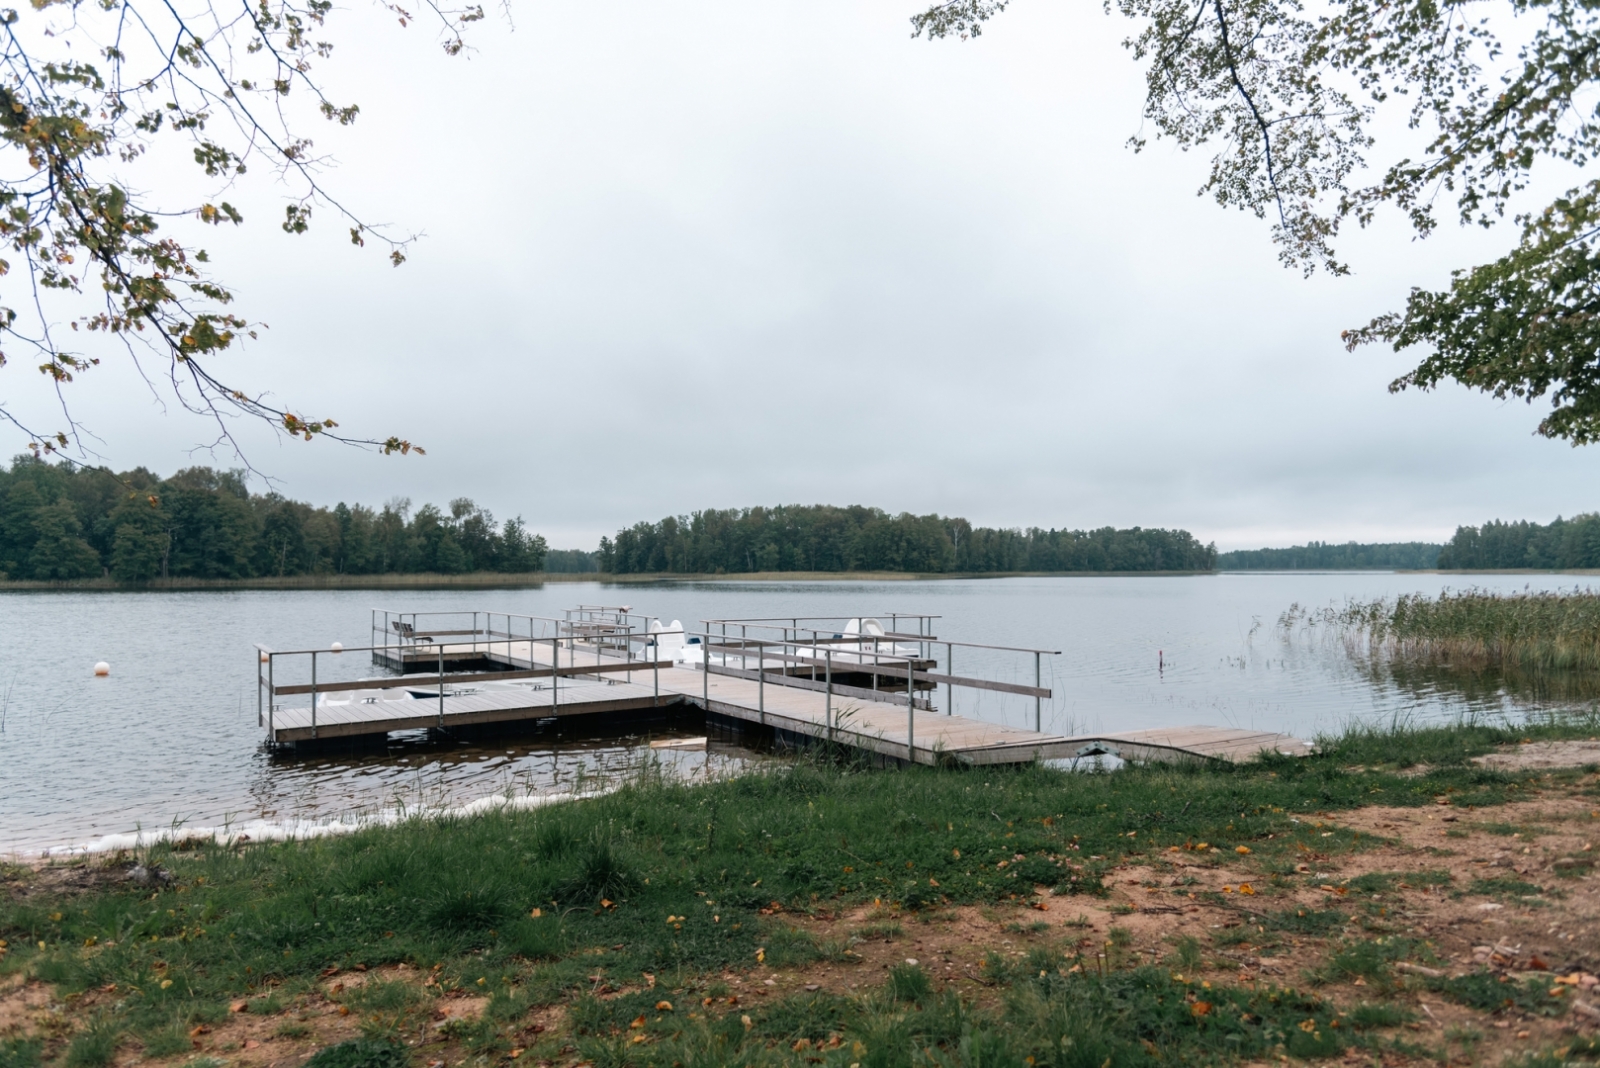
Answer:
xmin=19 ymin=786 xmax=611 ymax=861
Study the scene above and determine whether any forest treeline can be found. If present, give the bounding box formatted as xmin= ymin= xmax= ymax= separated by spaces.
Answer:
xmin=598 ymin=505 xmax=1217 ymax=574
xmin=0 ymin=457 xmax=547 ymax=581
xmin=1437 ymin=515 xmax=1600 ymax=570
xmin=1216 ymin=541 xmax=1442 ymax=570
xmin=22 ymin=453 xmax=1599 ymax=583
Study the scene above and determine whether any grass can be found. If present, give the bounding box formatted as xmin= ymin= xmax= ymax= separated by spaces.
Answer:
xmin=554 ymin=965 xmax=1366 ymax=1067
xmin=1466 ymin=876 xmax=1551 ymax=901
xmin=302 ymin=1041 xmax=409 ymax=1068
xmin=1424 ymin=972 xmax=1572 ymax=1018
xmin=2 ymin=719 xmax=1594 ymax=1067
xmin=0 ymin=1038 xmax=43 ymax=1068
xmin=1311 ymin=936 xmax=1429 ymax=988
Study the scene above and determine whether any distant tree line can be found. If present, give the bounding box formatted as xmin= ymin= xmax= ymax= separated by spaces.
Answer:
xmin=544 ymin=549 xmax=599 ymax=574
xmin=0 ymin=458 xmax=547 ymax=582
xmin=1217 ymin=541 xmax=1442 ymax=570
xmin=598 ymin=505 xmax=1216 ymax=574
xmin=1437 ymin=515 xmax=1600 ymax=570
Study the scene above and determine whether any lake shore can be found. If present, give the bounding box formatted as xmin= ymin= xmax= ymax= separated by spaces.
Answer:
xmin=5 ymin=720 xmax=1600 ymax=1068
xmin=16 ymin=567 xmax=1600 ymax=592
xmin=0 ymin=569 xmax=1224 ymax=590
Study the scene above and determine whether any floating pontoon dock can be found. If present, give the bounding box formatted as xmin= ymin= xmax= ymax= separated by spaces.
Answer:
xmin=254 ymin=608 xmax=1314 ymax=766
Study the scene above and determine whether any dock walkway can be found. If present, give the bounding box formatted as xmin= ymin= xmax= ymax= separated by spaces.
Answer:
xmin=263 ymin=636 xmax=1313 ymax=765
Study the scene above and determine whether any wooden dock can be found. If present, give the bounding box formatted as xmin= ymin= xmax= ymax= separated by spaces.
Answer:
xmin=260 ymin=630 xmax=1314 ymax=765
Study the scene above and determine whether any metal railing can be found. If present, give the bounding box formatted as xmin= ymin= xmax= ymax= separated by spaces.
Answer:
xmin=264 ymin=612 xmax=683 ymax=742
xmin=259 ymin=606 xmax=1059 ymax=759
xmin=695 ymin=615 xmax=1061 ymax=759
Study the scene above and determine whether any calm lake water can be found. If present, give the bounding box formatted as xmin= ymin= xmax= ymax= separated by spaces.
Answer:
xmin=0 ymin=573 xmax=1592 ymax=855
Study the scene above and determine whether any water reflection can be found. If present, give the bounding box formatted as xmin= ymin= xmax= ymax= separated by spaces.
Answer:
xmin=242 ymin=712 xmax=749 ymax=828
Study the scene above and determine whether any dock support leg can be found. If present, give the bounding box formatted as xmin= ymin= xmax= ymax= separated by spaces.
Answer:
xmin=825 ymin=650 xmax=832 ymax=741
xmin=310 ymin=650 xmax=318 ymax=740
xmin=947 ymin=643 xmax=953 ymax=716
xmin=907 ymin=658 xmax=914 ymax=765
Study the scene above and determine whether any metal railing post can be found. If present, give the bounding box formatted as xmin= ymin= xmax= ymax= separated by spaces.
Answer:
xmin=947 ymin=642 xmax=954 ymax=716
xmin=267 ymin=653 xmax=274 ymax=739
xmin=256 ymin=649 xmax=263 ymax=728
xmin=1035 ymin=651 xmax=1042 ymax=732
xmin=758 ymin=639 xmax=765 ymax=724
xmin=552 ymin=637 xmax=560 ymax=715
xmin=703 ymin=625 xmax=710 ymax=708
xmin=438 ymin=644 xmax=445 ymax=729
xmin=825 ymin=649 xmax=833 ymax=741
xmin=871 ymin=632 xmax=879 ymax=693
xmin=310 ymin=650 xmax=318 ymax=740
xmin=906 ymin=654 xmax=915 ymax=764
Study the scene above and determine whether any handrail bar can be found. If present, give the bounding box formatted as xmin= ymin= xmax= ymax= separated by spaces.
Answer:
xmin=702 ymin=615 xmax=940 ymax=624
xmin=270 ymin=659 xmax=672 ymax=696
xmin=696 ymin=623 xmax=1060 ymax=656
xmin=277 ymin=627 xmax=686 ymax=660
xmin=694 ymin=643 xmax=1050 ymax=700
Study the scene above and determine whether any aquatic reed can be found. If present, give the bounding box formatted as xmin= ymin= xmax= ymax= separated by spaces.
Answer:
xmin=1291 ymin=588 xmax=1600 ymax=677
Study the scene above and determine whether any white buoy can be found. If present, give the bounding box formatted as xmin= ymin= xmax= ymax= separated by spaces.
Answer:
xmin=93 ymin=661 xmax=110 ymax=677
xmin=331 ymin=641 xmax=344 ymax=653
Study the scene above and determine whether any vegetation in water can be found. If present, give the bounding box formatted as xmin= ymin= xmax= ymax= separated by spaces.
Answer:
xmin=1290 ymin=589 xmax=1600 ymax=688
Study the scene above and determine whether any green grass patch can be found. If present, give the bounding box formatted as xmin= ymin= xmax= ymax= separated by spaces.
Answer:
xmin=1426 ymin=972 xmax=1571 ymax=1018
xmin=302 ymin=1040 xmax=409 ymax=1068
xmin=1344 ymin=870 xmax=1452 ymax=894
xmin=1265 ymin=907 xmax=1347 ymax=935
xmin=1345 ymin=1002 xmax=1416 ymax=1028
xmin=1467 ymin=876 xmax=1550 ymax=901
xmin=1312 ymin=936 xmax=1429 ymax=987
xmin=563 ymin=965 xmax=1360 ymax=1067
xmin=0 ymin=1037 xmax=43 ymax=1068
xmin=1476 ymin=821 xmax=1546 ymax=838
xmin=61 ymin=1021 xmax=119 ymax=1068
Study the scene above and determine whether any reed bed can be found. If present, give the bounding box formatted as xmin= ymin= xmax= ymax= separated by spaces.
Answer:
xmin=1292 ymin=587 xmax=1600 ymax=676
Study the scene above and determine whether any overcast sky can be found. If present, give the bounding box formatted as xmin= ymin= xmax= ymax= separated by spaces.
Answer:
xmin=6 ymin=0 xmax=1596 ymax=551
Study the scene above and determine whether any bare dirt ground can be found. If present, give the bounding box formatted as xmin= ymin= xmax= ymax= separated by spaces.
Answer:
xmin=1473 ymin=742 xmax=1600 ymax=773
